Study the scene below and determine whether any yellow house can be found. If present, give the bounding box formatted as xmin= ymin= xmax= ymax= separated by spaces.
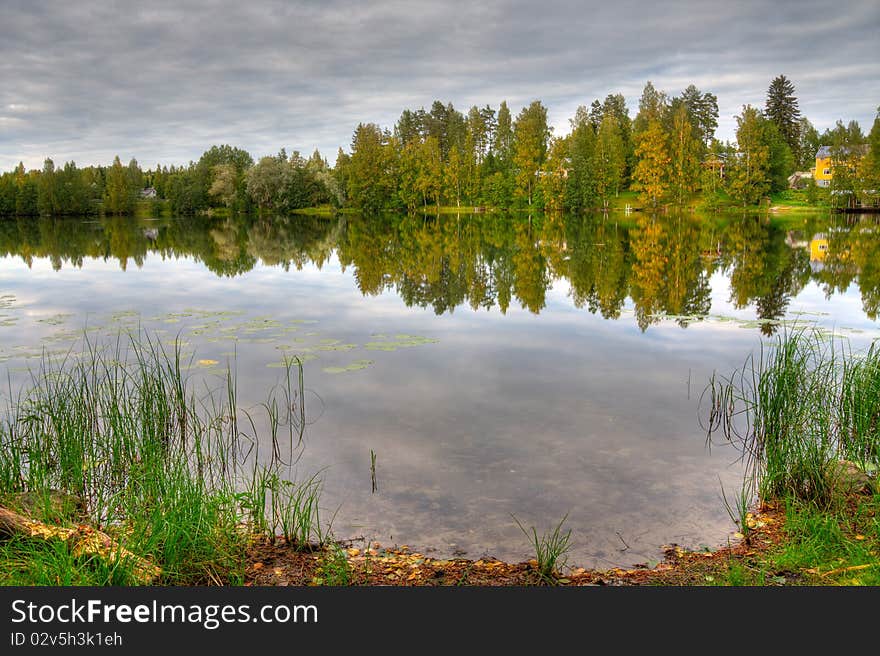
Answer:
xmin=813 ymin=144 xmax=869 ymax=188
xmin=809 ymin=233 xmax=828 ymax=261
xmin=813 ymin=146 xmax=833 ymax=188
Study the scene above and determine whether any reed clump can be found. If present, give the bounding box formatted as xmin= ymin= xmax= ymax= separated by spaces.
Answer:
xmin=0 ymin=331 xmax=326 ymax=585
xmin=703 ymin=325 xmax=879 ymax=507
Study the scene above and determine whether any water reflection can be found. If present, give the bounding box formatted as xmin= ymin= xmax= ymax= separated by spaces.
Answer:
xmin=2 ymin=211 xmax=879 ymax=330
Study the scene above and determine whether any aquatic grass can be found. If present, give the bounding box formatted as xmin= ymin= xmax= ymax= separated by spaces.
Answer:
xmin=512 ymin=513 xmax=572 ymax=584
xmin=703 ymin=325 xmax=880 ymax=506
xmin=839 ymin=343 xmax=880 ymax=467
xmin=0 ymin=329 xmax=325 ymax=585
xmin=720 ymin=476 xmax=756 ymax=544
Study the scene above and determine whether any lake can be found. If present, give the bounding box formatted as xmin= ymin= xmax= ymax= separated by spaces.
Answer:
xmin=1 ymin=210 xmax=877 ymax=568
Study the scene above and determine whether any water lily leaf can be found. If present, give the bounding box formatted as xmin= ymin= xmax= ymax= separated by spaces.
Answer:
xmin=315 ymin=343 xmax=357 ymax=352
xmin=323 ymin=359 xmax=373 ymax=374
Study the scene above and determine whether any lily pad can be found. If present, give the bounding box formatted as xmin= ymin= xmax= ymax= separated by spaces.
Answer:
xmin=322 ymin=359 xmax=373 ymax=374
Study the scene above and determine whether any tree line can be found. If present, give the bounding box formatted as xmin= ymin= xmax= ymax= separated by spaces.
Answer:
xmin=2 ymin=76 xmax=878 ymax=217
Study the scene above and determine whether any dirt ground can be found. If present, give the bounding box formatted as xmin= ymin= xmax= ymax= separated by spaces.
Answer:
xmin=244 ymin=500 xmax=795 ymax=586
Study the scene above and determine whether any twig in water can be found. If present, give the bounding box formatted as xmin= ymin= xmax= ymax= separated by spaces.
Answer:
xmin=615 ymin=531 xmax=630 ymax=551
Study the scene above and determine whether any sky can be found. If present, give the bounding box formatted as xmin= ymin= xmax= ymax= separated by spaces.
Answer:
xmin=1 ymin=0 xmax=878 ymax=172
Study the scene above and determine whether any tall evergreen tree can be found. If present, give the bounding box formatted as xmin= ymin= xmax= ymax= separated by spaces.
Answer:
xmin=37 ymin=158 xmax=59 ymax=215
xmin=493 ymin=101 xmax=513 ymax=162
xmin=765 ymin=75 xmax=801 ymax=160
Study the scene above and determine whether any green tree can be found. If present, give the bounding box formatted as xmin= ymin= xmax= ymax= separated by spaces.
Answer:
xmin=765 ymin=121 xmax=795 ymax=192
xmin=765 ymin=75 xmax=801 ymax=161
xmin=729 ymin=105 xmax=771 ymax=206
xmin=444 ymin=145 xmax=468 ymax=208
xmin=416 ymin=136 xmax=443 ymax=209
xmin=245 ymin=156 xmax=285 ymax=210
xmin=828 ymin=120 xmax=866 ymax=207
xmin=566 ymin=107 xmax=597 ymax=210
xmin=594 ymin=113 xmax=625 ymax=206
xmin=542 ymin=136 xmax=570 ymax=211
xmin=668 ymin=104 xmax=701 ymax=205
xmin=104 ymin=156 xmax=133 ymax=215
xmin=680 ymin=84 xmax=719 ymax=146
xmin=796 ymin=117 xmax=821 ymax=170
xmin=493 ymin=101 xmax=513 ymax=163
xmin=14 ymin=163 xmax=38 ymax=216
xmin=865 ymin=107 xmax=880 ymax=200
xmin=347 ymin=123 xmax=398 ymax=213
xmin=209 ymin=164 xmax=238 ymax=208
xmin=633 ymin=81 xmax=667 ymax=135
xmin=37 ymin=158 xmax=59 ymax=215
xmin=512 ymin=101 xmax=551 ymax=206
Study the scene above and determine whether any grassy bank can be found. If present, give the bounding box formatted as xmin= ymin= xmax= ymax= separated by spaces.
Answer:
xmin=0 ymin=333 xmax=326 ymax=585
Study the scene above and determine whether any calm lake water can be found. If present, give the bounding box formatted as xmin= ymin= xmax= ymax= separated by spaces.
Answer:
xmin=1 ymin=211 xmax=878 ymax=568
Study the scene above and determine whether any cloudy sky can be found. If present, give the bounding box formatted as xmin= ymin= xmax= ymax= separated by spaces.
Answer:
xmin=1 ymin=0 xmax=877 ymax=171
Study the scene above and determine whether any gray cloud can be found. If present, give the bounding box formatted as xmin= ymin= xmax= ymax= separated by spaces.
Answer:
xmin=1 ymin=0 xmax=877 ymax=170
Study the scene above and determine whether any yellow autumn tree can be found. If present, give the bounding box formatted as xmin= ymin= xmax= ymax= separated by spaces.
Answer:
xmin=633 ymin=119 xmax=670 ymax=208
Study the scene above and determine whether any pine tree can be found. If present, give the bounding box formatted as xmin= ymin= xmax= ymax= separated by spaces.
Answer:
xmin=765 ymin=75 xmax=801 ymax=161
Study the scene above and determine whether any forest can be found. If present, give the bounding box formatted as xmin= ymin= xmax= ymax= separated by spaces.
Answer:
xmin=1 ymin=76 xmax=878 ymax=217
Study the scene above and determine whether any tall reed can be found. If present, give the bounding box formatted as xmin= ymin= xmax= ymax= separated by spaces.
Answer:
xmin=703 ymin=325 xmax=880 ymax=506
xmin=0 ymin=330 xmax=325 ymax=584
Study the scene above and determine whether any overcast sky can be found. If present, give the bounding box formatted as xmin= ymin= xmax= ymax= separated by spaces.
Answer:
xmin=1 ymin=0 xmax=877 ymax=171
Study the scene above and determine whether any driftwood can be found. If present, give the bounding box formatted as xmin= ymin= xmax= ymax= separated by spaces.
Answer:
xmin=0 ymin=506 xmax=160 ymax=583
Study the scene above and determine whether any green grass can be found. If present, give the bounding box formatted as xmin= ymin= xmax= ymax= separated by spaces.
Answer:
xmin=704 ymin=492 xmax=880 ymax=586
xmin=703 ymin=325 xmax=879 ymax=506
xmin=512 ymin=513 xmax=572 ymax=584
xmin=0 ymin=331 xmax=324 ymax=585
xmin=699 ymin=327 xmax=880 ymax=586
xmin=314 ymin=543 xmax=352 ymax=586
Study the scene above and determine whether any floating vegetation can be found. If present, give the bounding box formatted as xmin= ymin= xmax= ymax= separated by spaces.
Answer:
xmin=364 ymin=334 xmax=439 ymax=351
xmin=649 ymin=313 xmax=708 ymax=322
xmin=738 ymin=319 xmax=781 ymax=329
xmin=323 ymin=359 xmax=373 ymax=374
xmin=110 ymin=310 xmax=139 ymax=320
xmin=267 ymin=354 xmax=316 ymax=368
xmin=0 ymin=294 xmax=15 ymax=309
xmin=315 ymin=343 xmax=357 ymax=352
xmin=37 ymin=313 xmax=73 ymax=326
xmin=364 ymin=342 xmax=398 ymax=351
